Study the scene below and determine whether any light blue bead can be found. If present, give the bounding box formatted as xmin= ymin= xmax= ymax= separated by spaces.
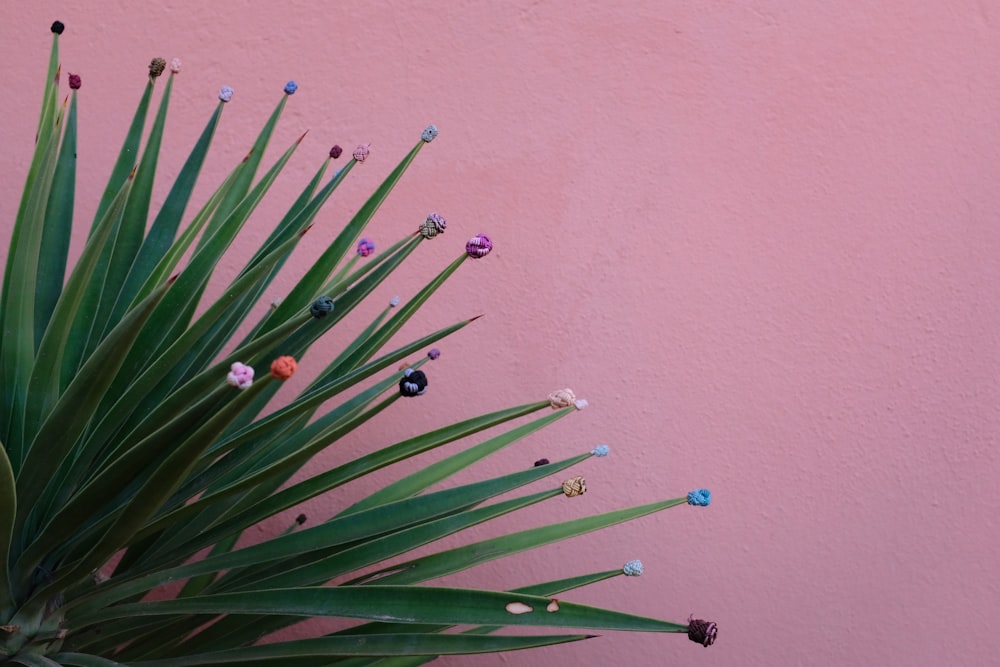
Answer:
xmin=623 ymin=560 xmax=643 ymax=576
xmin=591 ymin=444 xmax=610 ymax=457
xmin=687 ymin=489 xmax=711 ymax=506
xmin=421 ymin=124 xmax=439 ymax=142
xmin=284 ymin=81 xmax=298 ymax=95
xmin=219 ymin=86 xmax=234 ymax=102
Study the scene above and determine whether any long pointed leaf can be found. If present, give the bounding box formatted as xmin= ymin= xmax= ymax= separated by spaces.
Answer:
xmin=118 ymin=99 xmax=223 ymax=312
xmin=35 ymin=90 xmax=78 ymax=347
xmin=94 ymin=72 xmax=175 ymax=344
xmin=22 ymin=173 xmax=136 ymax=452
xmin=75 ymin=586 xmax=687 ymax=634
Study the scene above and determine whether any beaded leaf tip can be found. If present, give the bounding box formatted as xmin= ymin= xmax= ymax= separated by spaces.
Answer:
xmin=270 ymin=356 xmax=297 ymax=380
xmin=225 ymin=362 xmax=254 ymax=390
xmin=623 ymin=560 xmax=644 ymax=576
xmin=309 ymin=296 xmax=334 ymax=318
xmin=687 ymin=618 xmax=718 ymax=647
xmin=548 ymin=388 xmax=576 ymax=409
xmin=421 ymin=124 xmax=439 ymax=142
xmin=562 ymin=476 xmax=586 ymax=497
xmin=465 ymin=233 xmax=493 ymax=258
xmin=399 ymin=368 xmax=428 ymax=396
xmin=687 ymin=489 xmax=711 ymax=507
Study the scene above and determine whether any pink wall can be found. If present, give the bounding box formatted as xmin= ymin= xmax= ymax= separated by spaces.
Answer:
xmin=3 ymin=2 xmax=999 ymax=665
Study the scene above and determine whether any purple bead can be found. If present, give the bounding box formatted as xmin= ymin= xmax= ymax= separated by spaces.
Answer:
xmin=356 ymin=238 xmax=375 ymax=257
xmin=465 ymin=233 xmax=493 ymax=259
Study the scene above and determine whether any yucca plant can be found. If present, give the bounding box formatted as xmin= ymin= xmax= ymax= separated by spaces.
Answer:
xmin=0 ymin=22 xmax=717 ymax=666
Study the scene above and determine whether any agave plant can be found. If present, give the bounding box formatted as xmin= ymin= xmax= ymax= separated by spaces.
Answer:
xmin=0 ymin=22 xmax=716 ymax=666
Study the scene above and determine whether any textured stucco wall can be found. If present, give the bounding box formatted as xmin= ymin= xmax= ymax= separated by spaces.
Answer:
xmin=2 ymin=2 xmax=999 ymax=665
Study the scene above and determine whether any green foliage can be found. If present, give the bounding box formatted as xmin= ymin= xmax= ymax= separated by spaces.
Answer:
xmin=0 ymin=23 xmax=715 ymax=665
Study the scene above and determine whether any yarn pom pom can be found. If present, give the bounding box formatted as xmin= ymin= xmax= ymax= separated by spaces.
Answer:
xmin=465 ymin=233 xmax=493 ymax=258
xmin=226 ymin=362 xmax=254 ymax=390
xmin=399 ymin=368 xmax=428 ymax=397
xmin=310 ymin=296 xmax=335 ymax=318
xmin=548 ymin=389 xmax=576 ymax=409
xmin=149 ymin=58 xmax=167 ymax=78
xmin=357 ymin=238 xmax=375 ymax=257
xmin=623 ymin=560 xmax=644 ymax=576
xmin=270 ymin=356 xmax=297 ymax=380
xmin=421 ymin=124 xmax=439 ymax=142
xmin=687 ymin=489 xmax=711 ymax=507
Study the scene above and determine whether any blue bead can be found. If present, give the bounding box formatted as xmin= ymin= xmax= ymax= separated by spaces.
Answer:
xmin=687 ymin=489 xmax=711 ymax=506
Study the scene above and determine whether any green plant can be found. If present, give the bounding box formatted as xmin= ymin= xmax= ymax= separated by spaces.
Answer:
xmin=0 ymin=22 xmax=716 ymax=665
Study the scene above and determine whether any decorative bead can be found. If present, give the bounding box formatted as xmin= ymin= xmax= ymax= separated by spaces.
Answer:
xmin=548 ymin=389 xmax=576 ymax=409
xmin=623 ymin=560 xmax=644 ymax=577
xmin=561 ymin=476 xmax=586 ymax=497
xmin=149 ymin=58 xmax=167 ymax=78
xmin=687 ymin=489 xmax=711 ymax=507
xmin=418 ymin=212 xmax=447 ymax=239
xmin=399 ymin=368 xmax=428 ymax=397
xmin=421 ymin=124 xmax=439 ymax=142
xmin=219 ymin=86 xmax=234 ymax=102
xmin=687 ymin=617 xmax=718 ymax=647
xmin=68 ymin=73 xmax=82 ymax=90
xmin=427 ymin=348 xmax=441 ymax=360
xmin=284 ymin=80 xmax=298 ymax=95
xmin=353 ymin=144 xmax=370 ymax=162
xmin=329 ymin=145 xmax=343 ymax=159
xmin=270 ymin=356 xmax=297 ymax=380
xmin=389 ymin=296 xmax=400 ymax=308
xmin=533 ymin=458 xmax=550 ymax=467
xmin=591 ymin=444 xmax=610 ymax=457
xmin=310 ymin=296 xmax=335 ymax=318
xmin=574 ymin=399 xmax=589 ymax=410
xmin=51 ymin=21 xmax=65 ymax=35
xmin=465 ymin=233 xmax=493 ymax=258
xmin=295 ymin=513 xmax=307 ymax=525
xmin=226 ymin=362 xmax=254 ymax=390
xmin=356 ymin=238 xmax=375 ymax=257
xmin=169 ymin=58 xmax=182 ymax=73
